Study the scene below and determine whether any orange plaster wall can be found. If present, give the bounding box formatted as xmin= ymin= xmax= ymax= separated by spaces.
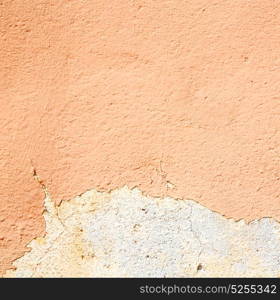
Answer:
xmin=0 ymin=0 xmax=279 ymax=274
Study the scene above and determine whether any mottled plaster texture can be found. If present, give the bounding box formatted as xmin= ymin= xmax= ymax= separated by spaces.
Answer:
xmin=0 ymin=0 xmax=279 ymax=275
xmin=5 ymin=188 xmax=280 ymax=277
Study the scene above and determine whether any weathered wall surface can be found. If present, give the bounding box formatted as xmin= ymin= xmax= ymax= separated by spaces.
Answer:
xmin=0 ymin=0 xmax=279 ymax=276
xmin=5 ymin=188 xmax=280 ymax=277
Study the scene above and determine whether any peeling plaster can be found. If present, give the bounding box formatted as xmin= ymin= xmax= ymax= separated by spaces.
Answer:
xmin=0 ymin=0 xmax=279 ymax=274
xmin=5 ymin=187 xmax=280 ymax=277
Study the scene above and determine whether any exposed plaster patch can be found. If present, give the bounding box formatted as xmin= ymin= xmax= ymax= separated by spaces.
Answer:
xmin=5 ymin=187 xmax=280 ymax=277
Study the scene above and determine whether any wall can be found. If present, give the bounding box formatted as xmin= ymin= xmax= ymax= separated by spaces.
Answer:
xmin=0 ymin=0 xmax=279 ymax=276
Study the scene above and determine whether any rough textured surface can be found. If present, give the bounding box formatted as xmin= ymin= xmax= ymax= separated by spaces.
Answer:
xmin=0 ymin=0 xmax=279 ymax=274
xmin=5 ymin=187 xmax=280 ymax=278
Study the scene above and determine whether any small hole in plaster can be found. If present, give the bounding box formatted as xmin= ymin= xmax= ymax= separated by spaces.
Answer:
xmin=141 ymin=208 xmax=148 ymax=214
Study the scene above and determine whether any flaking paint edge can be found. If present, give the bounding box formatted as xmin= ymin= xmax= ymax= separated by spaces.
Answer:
xmin=5 ymin=186 xmax=280 ymax=278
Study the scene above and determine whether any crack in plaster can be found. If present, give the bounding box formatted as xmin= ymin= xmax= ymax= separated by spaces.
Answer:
xmin=189 ymin=205 xmax=204 ymax=273
xmin=4 ymin=187 xmax=280 ymax=277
